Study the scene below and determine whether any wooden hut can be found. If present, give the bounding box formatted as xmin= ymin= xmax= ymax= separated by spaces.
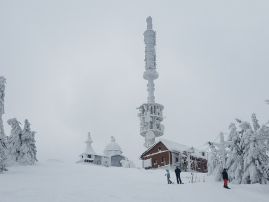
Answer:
xmin=140 ymin=139 xmax=208 ymax=173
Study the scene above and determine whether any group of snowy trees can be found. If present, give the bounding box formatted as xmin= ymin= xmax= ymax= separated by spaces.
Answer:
xmin=208 ymin=114 xmax=269 ymax=184
xmin=1 ymin=118 xmax=38 ymax=173
xmin=0 ymin=76 xmax=37 ymax=173
xmin=7 ymin=118 xmax=37 ymax=165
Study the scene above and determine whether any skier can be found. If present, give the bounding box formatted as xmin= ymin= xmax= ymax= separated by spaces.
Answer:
xmin=222 ymin=168 xmax=230 ymax=189
xmin=165 ymin=169 xmax=173 ymax=184
xmin=175 ymin=166 xmax=183 ymax=184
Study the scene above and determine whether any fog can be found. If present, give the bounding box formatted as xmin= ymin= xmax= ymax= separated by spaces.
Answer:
xmin=1 ymin=0 xmax=268 ymax=164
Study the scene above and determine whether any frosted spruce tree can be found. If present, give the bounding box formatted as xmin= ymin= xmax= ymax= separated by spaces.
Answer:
xmin=226 ymin=123 xmax=244 ymax=183
xmin=0 ymin=76 xmax=8 ymax=172
xmin=208 ymin=114 xmax=269 ymax=184
xmin=18 ymin=119 xmax=37 ymax=164
xmin=0 ymin=76 xmax=6 ymax=137
xmin=251 ymin=113 xmax=260 ymax=131
xmin=7 ymin=118 xmax=22 ymax=163
xmin=207 ymin=142 xmax=223 ymax=180
xmin=0 ymin=138 xmax=8 ymax=172
xmin=241 ymin=114 xmax=269 ymax=184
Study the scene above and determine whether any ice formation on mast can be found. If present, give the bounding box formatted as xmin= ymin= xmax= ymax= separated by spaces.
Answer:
xmin=138 ymin=17 xmax=164 ymax=148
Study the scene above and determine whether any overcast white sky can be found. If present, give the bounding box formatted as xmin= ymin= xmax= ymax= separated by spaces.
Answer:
xmin=0 ymin=0 xmax=268 ymax=164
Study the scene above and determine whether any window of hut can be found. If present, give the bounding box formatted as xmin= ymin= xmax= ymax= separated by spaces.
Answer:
xmin=161 ymin=157 xmax=164 ymax=163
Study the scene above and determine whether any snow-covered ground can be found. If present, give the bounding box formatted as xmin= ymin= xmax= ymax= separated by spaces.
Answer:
xmin=1 ymin=161 xmax=269 ymax=202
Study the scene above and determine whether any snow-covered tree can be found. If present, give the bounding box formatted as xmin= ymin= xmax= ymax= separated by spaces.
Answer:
xmin=0 ymin=77 xmax=38 ymax=169
xmin=207 ymin=142 xmax=223 ymax=180
xmin=226 ymin=123 xmax=244 ymax=183
xmin=0 ymin=136 xmax=8 ymax=172
xmin=0 ymin=76 xmax=8 ymax=171
xmin=208 ymin=114 xmax=269 ymax=184
xmin=260 ymin=124 xmax=269 ymax=151
xmin=251 ymin=113 xmax=260 ymax=132
xmin=18 ymin=119 xmax=37 ymax=164
xmin=0 ymin=76 xmax=6 ymax=138
xmin=241 ymin=115 xmax=269 ymax=184
xmin=7 ymin=118 xmax=22 ymax=163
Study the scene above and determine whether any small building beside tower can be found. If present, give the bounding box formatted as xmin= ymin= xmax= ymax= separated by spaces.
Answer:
xmin=104 ymin=136 xmax=125 ymax=167
xmin=78 ymin=133 xmax=134 ymax=168
xmin=79 ymin=132 xmax=110 ymax=167
xmin=140 ymin=139 xmax=207 ymax=173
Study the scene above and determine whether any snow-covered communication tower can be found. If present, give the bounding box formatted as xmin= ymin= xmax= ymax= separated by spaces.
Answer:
xmin=138 ymin=17 xmax=164 ymax=148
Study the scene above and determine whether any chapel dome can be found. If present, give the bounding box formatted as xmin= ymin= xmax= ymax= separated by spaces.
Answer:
xmin=104 ymin=136 xmax=123 ymax=156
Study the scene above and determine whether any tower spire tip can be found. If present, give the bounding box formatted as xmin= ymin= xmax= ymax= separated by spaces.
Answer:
xmin=146 ymin=16 xmax=152 ymax=30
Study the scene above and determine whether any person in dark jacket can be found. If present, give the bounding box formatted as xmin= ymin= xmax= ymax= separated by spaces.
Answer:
xmin=222 ymin=168 xmax=230 ymax=189
xmin=175 ymin=167 xmax=183 ymax=184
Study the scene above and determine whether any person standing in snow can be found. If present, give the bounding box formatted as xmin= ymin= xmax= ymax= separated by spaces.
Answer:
xmin=165 ymin=169 xmax=173 ymax=184
xmin=222 ymin=168 xmax=230 ymax=189
xmin=175 ymin=167 xmax=183 ymax=184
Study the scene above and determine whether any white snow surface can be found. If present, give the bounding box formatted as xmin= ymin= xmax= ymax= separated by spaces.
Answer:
xmin=0 ymin=161 xmax=269 ymax=202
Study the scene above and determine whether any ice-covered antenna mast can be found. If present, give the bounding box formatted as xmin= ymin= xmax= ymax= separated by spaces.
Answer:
xmin=143 ymin=16 xmax=158 ymax=103
xmin=138 ymin=17 xmax=164 ymax=148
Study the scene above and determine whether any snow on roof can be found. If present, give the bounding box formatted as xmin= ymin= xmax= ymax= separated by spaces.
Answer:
xmin=159 ymin=138 xmax=190 ymax=152
xmin=160 ymin=139 xmax=206 ymax=158
xmin=141 ymin=138 xmax=206 ymax=159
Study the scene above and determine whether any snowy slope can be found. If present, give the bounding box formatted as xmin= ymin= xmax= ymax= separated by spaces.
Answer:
xmin=0 ymin=161 xmax=268 ymax=202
